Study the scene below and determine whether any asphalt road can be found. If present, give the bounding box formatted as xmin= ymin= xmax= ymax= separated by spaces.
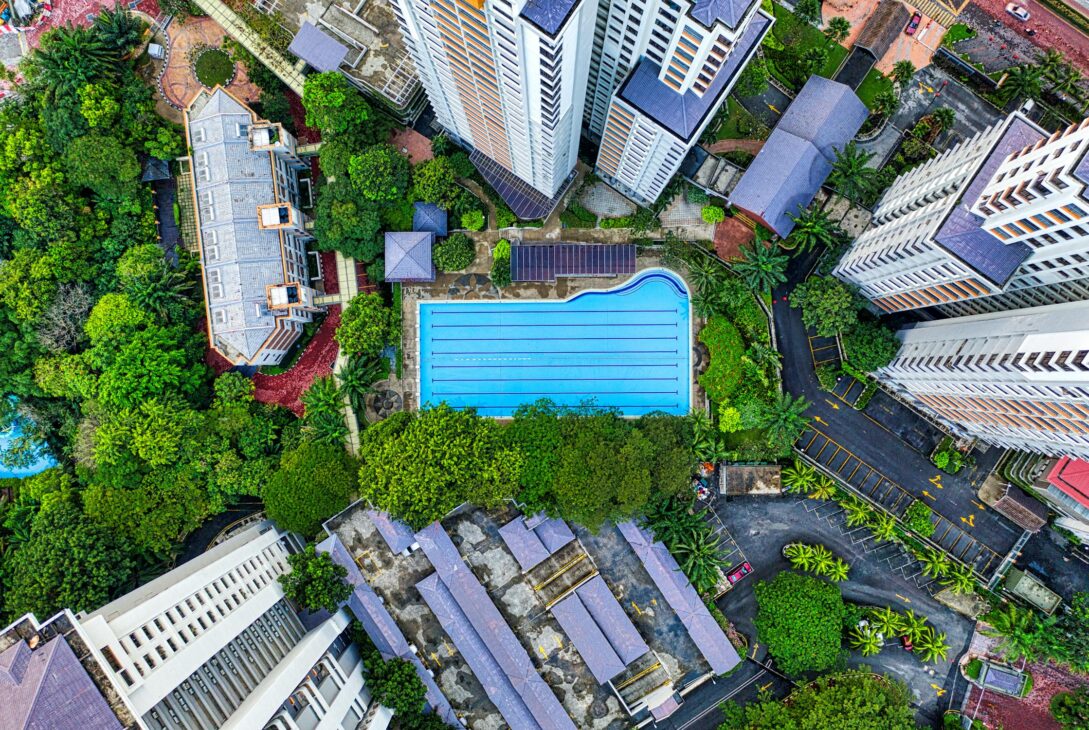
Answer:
xmin=773 ymin=250 xmax=1023 ymax=577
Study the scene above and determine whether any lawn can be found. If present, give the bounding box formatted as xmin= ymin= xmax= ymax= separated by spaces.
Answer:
xmin=716 ymin=96 xmax=765 ymax=141
xmin=855 ymin=68 xmax=894 ymax=110
xmin=942 ymin=22 xmax=977 ymax=46
xmin=194 ymin=48 xmax=235 ymax=88
xmin=765 ymin=4 xmax=849 ymax=90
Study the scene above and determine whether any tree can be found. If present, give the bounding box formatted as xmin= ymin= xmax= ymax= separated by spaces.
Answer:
xmin=823 ymin=16 xmax=851 ymax=45
xmin=301 ymin=375 xmax=348 ymax=445
xmin=733 ymin=239 xmax=788 ymax=293
xmin=1036 ymin=48 xmax=1066 ymax=81
xmin=461 ymin=209 xmax=485 ymax=231
xmin=358 ymin=406 xmax=523 ymax=528
xmin=807 ymin=474 xmax=836 ymax=501
xmin=303 ymin=71 xmax=375 ymax=135
xmin=26 ymin=25 xmax=115 ymax=98
xmin=671 ymin=523 xmax=727 ymax=594
xmin=78 ymin=83 xmax=120 ymax=128
xmin=872 ymin=90 xmax=900 ymax=119
xmin=759 ymin=392 xmax=811 ymax=452
xmin=313 ymin=178 xmax=383 ymax=262
xmin=917 ymin=548 xmax=951 ymax=579
xmin=869 ymin=606 xmax=905 ymax=638
xmin=701 ymin=205 xmax=726 ymax=224
xmin=93 ymin=4 xmax=146 ymax=54
xmin=336 ymin=293 xmax=393 ymax=357
xmin=1002 ymin=65 xmax=1043 ymax=103
xmin=891 ymin=59 xmax=916 ymax=87
xmin=433 ymin=232 xmax=476 ymax=272
xmin=941 ymin=564 xmax=976 ymax=595
xmin=982 ymin=603 xmax=1039 ymax=663
xmin=264 ymin=441 xmax=359 ymax=537
xmin=788 ymin=206 xmax=841 ymax=253
xmin=781 ymin=459 xmax=817 ymax=494
xmin=338 ymin=355 xmax=387 ymax=415
xmin=914 ymin=626 xmax=949 ymax=663
xmin=96 ymin=327 xmax=204 ymax=410
xmin=490 ymin=238 xmax=512 ymax=287
xmin=932 ymin=106 xmax=956 ymax=132
xmin=735 ymin=58 xmax=769 ymax=97
xmin=828 ymin=142 xmax=877 ymax=204
xmin=843 ymin=497 xmax=872 ymax=527
xmin=65 ymin=134 xmax=140 ymax=200
xmin=348 ymin=144 xmax=410 ymax=203
xmin=869 ymin=512 xmax=897 ymax=542
xmin=790 ymin=276 xmax=859 ymax=337
xmin=280 ymin=544 xmax=351 ymax=612
xmin=4 ymin=501 xmax=136 ymax=618
xmin=842 ymin=320 xmax=899 ymax=372
xmin=799 ymin=46 xmax=829 ymax=77
xmin=793 ymin=0 xmax=821 ymax=25
xmin=36 ymin=282 xmax=93 ymax=353
xmin=849 ymin=625 xmax=882 ymax=656
xmin=753 ymin=571 xmax=846 ymax=675
xmin=365 ymin=657 xmax=427 ymax=717
xmin=1051 ymin=688 xmax=1089 ymax=730
xmin=411 ymin=156 xmax=460 ymax=208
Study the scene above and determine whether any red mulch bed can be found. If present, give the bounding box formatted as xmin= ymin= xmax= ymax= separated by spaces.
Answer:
xmin=205 ymin=345 xmax=234 ymax=376
xmin=713 ymin=217 xmax=755 ymax=260
xmin=355 ymin=261 xmax=378 ymax=293
xmin=965 ymin=660 xmax=1089 ymax=730
xmin=320 ymin=250 xmax=339 ymax=296
xmin=389 ymin=128 xmax=434 ymax=165
xmin=251 ymin=306 xmax=341 ymax=416
xmin=288 ymin=90 xmax=322 ymax=145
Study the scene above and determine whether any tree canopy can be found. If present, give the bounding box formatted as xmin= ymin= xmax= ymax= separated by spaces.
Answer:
xmin=753 ymin=571 xmax=846 ymax=675
xmin=280 ymin=544 xmax=352 ymax=612
xmin=264 ymin=441 xmax=359 ymax=538
xmin=790 ymin=276 xmax=860 ymax=338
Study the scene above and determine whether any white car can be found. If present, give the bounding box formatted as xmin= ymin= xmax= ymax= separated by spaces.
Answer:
xmin=1006 ymin=3 xmax=1031 ymax=21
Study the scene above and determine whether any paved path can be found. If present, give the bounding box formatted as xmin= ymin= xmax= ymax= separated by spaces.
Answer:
xmin=161 ymin=16 xmax=260 ymax=109
xmin=968 ymin=0 xmax=1089 ymax=74
xmin=702 ymin=139 xmax=765 ymax=155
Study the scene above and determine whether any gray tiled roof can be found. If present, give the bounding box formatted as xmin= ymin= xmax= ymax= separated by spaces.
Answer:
xmin=385 ymin=231 xmax=435 ymax=282
xmin=498 ymin=514 xmax=574 ymax=571
xmin=689 ymin=0 xmax=757 ymax=29
xmin=415 ymin=523 xmax=575 ymax=730
xmin=550 ymin=575 xmax=649 ymax=683
xmin=186 ymin=88 xmax=300 ymax=361
xmin=935 ymin=115 xmax=1044 ymax=286
xmin=0 ymin=637 xmax=123 ymax=730
xmin=618 ymin=521 xmax=741 ymax=675
xmin=519 ymin=0 xmax=581 ymax=36
xmin=617 ymin=12 xmax=771 ymax=142
xmin=413 ymin=202 xmax=448 ymax=237
xmin=289 ymin=22 xmax=348 ymax=72
xmin=729 ymin=76 xmax=868 ymax=237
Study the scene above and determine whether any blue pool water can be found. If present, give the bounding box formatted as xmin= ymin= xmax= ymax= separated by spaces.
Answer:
xmin=0 ymin=424 xmax=56 ymax=479
xmin=418 ymin=268 xmax=691 ymax=416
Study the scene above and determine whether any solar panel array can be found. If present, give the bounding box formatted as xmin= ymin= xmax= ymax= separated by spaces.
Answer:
xmin=511 ymin=244 xmax=637 ymax=282
xmin=469 ymin=151 xmax=567 ymax=220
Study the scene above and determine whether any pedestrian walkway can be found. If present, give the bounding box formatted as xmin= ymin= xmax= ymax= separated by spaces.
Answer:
xmin=190 ymin=0 xmax=306 ymax=94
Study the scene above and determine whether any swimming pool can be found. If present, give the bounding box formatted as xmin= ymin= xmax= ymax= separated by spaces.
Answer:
xmin=418 ymin=268 xmax=691 ymax=417
xmin=0 ymin=424 xmax=56 ymax=479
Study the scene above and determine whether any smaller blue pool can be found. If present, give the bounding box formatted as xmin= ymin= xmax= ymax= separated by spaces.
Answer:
xmin=418 ymin=268 xmax=691 ymax=416
xmin=0 ymin=424 xmax=56 ymax=479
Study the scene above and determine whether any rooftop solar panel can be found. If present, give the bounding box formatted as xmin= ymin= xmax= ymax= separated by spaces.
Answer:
xmin=469 ymin=151 xmax=572 ymax=220
xmin=511 ymin=244 xmax=637 ymax=282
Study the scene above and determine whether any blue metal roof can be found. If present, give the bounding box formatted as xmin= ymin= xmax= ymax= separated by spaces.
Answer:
xmin=934 ymin=115 xmax=1045 ymax=286
xmin=415 ymin=523 xmax=575 ymax=730
xmin=617 ymin=12 xmax=771 ymax=142
xmin=289 ymin=22 xmax=348 ymax=73
xmin=385 ymin=231 xmax=435 ymax=282
xmin=413 ymin=202 xmax=448 ymax=237
xmin=689 ymin=0 xmax=757 ymax=29
xmin=366 ymin=510 xmax=417 ymax=555
xmin=729 ymin=76 xmax=868 ymax=237
xmin=499 ymin=514 xmax=574 ymax=571
xmin=519 ymin=0 xmax=581 ymax=36
xmin=617 ymin=521 xmax=741 ymax=675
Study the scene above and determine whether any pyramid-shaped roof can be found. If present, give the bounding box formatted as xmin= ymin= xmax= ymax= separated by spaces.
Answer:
xmin=413 ymin=202 xmax=448 ymax=236
xmin=385 ymin=231 xmax=435 ymax=282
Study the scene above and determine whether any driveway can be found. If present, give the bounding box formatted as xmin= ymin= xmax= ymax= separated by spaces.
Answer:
xmin=966 ymin=0 xmax=1089 ymax=75
xmin=774 ymin=250 xmax=1024 ymax=578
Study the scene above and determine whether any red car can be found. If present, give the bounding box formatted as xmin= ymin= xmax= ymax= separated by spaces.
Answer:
xmin=900 ymin=635 xmax=914 ymax=651
xmin=727 ymin=562 xmax=753 ymax=585
xmin=905 ymin=12 xmax=921 ymax=35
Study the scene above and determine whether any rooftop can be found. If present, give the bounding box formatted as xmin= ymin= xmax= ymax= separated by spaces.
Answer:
xmin=520 ymin=0 xmax=582 ymax=36
xmin=1047 ymin=455 xmax=1089 ymax=510
xmin=412 ymin=202 xmax=448 ymax=237
xmin=385 ymin=231 xmax=435 ymax=282
xmin=854 ymin=0 xmax=912 ymax=57
xmin=688 ymin=0 xmax=758 ymax=29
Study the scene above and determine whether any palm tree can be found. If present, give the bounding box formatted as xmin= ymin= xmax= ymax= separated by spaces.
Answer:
xmin=787 ymin=206 xmax=841 ymax=253
xmin=849 ymin=626 xmax=883 ymax=656
xmin=673 ymin=525 xmax=727 ymax=594
xmin=843 ymin=498 xmax=872 ymax=527
xmin=733 ymin=240 xmax=788 ymax=293
xmin=26 ymin=25 xmax=117 ymax=97
xmin=825 ymin=558 xmax=849 ymax=582
xmin=302 ymin=375 xmax=342 ymax=417
xmin=1049 ymin=63 xmax=1084 ymax=98
xmin=917 ymin=548 xmax=951 ymax=580
xmin=785 ymin=543 xmax=816 ymax=571
xmin=868 ymin=512 xmax=897 ymax=543
xmin=869 ymin=607 xmax=905 ymax=638
xmin=823 ymin=16 xmax=851 ymax=45
xmin=1037 ymin=48 xmax=1066 ymax=81
xmin=338 ymin=355 xmax=387 ymax=416
xmin=781 ymin=460 xmax=817 ymax=494
xmin=891 ymin=60 xmax=917 ymax=87
xmin=1002 ymin=65 xmax=1043 ymax=103
xmin=687 ymin=256 xmax=726 ymax=294
xmin=900 ymin=609 xmax=929 ymax=641
xmin=760 ymin=392 xmax=812 ymax=451
xmin=914 ymin=627 xmax=950 ymax=663
xmin=932 ymin=107 xmax=956 ymax=132
xmin=941 ymin=564 xmax=976 ymax=595
xmin=828 ymin=142 xmax=877 ymax=205
xmin=810 ymin=543 xmax=835 ymax=573
xmin=93 ymin=3 xmax=146 ymax=54
xmin=692 ymin=289 xmax=723 ymax=319
xmin=872 ymin=90 xmax=900 ymax=118
xmin=125 ymin=266 xmax=195 ymax=323
xmin=982 ymin=604 xmax=1039 ymax=663
xmin=808 ymin=475 xmax=837 ymax=501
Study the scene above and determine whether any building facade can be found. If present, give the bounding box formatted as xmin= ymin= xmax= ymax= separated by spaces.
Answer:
xmin=390 ymin=0 xmax=596 ymax=215
xmin=878 ymin=300 xmax=1089 ymax=459
xmin=1035 ymin=456 xmax=1089 ymax=539
xmin=835 ymin=114 xmax=1089 ymax=317
xmin=594 ymin=0 xmax=771 ymax=204
xmin=72 ymin=522 xmax=391 ymax=730
xmin=185 ymin=87 xmax=320 ymax=367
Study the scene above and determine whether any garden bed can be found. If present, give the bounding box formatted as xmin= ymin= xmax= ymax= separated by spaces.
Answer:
xmin=193 ymin=47 xmax=235 ymax=88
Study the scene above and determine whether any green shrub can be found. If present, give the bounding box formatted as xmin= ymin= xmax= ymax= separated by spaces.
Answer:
xmin=965 ymin=658 xmax=982 ymax=680
xmin=904 ymin=500 xmax=936 ymax=538
xmin=697 ymin=316 xmax=746 ymax=404
xmin=719 ymin=405 xmax=742 ymax=433
xmin=194 ymin=48 xmax=234 ymax=87
xmin=461 ymin=210 xmax=485 ymax=231
xmin=449 ymin=151 xmax=476 ymax=178
xmin=815 ymin=364 xmax=841 ymax=391
xmin=701 ymin=205 xmax=726 ymax=224
xmin=433 ymin=232 xmax=475 ymax=272
xmin=600 ymin=215 xmax=633 ymax=229
xmin=754 ymin=571 xmax=846 ymax=676
xmin=491 ymin=238 xmax=511 ymax=287
xmin=843 ymin=320 xmax=900 ymax=372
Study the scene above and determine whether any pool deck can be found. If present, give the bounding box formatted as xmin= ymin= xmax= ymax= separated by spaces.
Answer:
xmin=397 ymin=247 xmax=707 ymax=416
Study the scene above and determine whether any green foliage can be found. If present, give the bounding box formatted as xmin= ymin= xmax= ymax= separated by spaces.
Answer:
xmin=1051 ymin=688 xmax=1089 ymax=729
xmin=842 ymin=320 xmax=899 ymax=372
xmin=303 ymin=71 xmax=375 ymax=135
xmin=828 ymin=141 xmax=879 ymax=205
xmin=718 ymin=405 xmax=743 ymax=433
xmin=349 ymin=145 xmax=410 ymax=203
xmin=193 ymin=48 xmax=235 ymax=87
xmin=411 ymin=156 xmax=460 ymax=208
xmin=491 ymin=238 xmax=512 ymax=287
xmin=264 ymin=441 xmax=359 ymax=538
xmin=701 ymin=205 xmax=726 ymax=224
xmin=891 ymin=59 xmax=917 ymax=87
xmin=461 ymin=209 xmax=485 ymax=231
xmin=733 ymin=239 xmax=788 ymax=293
xmin=433 ymin=232 xmax=476 ymax=272
xmin=65 ymin=133 xmax=140 ymax=200
xmin=903 ymin=500 xmax=936 ymax=537
xmin=698 ymin=316 xmax=746 ymax=404
xmin=823 ymin=16 xmax=851 ymax=45
xmin=943 ymin=23 xmax=977 ymax=46
xmin=932 ymin=437 xmax=969 ymax=474
xmin=793 ymin=0 xmax=821 ymax=24
xmin=313 ymin=178 xmax=383 ymax=263
xmin=280 ymin=544 xmax=351 ymax=612
xmin=358 ymin=405 xmax=523 ymax=529
xmin=753 ymin=571 xmax=846 ymax=676
xmin=735 ymin=58 xmax=770 ymax=97
xmin=758 ymin=392 xmax=812 ymax=453
xmin=301 ymin=375 xmax=348 ymax=445
xmin=365 ymin=656 xmax=428 ymax=717
xmin=785 ymin=543 xmax=850 ymax=582
xmin=815 ymin=364 xmax=841 ymax=390
xmin=336 ymin=293 xmax=393 ymax=357
xmin=790 ymin=276 xmax=860 ymax=337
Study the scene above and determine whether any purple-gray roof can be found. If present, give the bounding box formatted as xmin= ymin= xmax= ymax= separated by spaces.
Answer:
xmin=982 ymin=664 xmax=1026 ymax=695
xmin=933 ymin=115 xmax=1044 ymax=286
xmin=689 ymin=0 xmax=757 ymax=29
xmin=550 ymin=576 xmax=649 ymax=683
xmin=0 ymin=636 xmax=123 ymax=730
xmin=498 ymin=514 xmax=575 ymax=571
xmin=729 ymin=75 xmax=868 ymax=237
xmin=510 ymin=244 xmax=637 ymax=283
xmin=415 ymin=523 xmax=575 ymax=730
xmin=617 ymin=521 xmax=741 ymax=675
xmin=385 ymin=231 xmax=435 ymax=282
xmin=366 ymin=510 xmax=417 ymax=555
xmin=1074 ymin=146 xmax=1089 ymax=197
xmin=289 ymin=22 xmax=348 ymax=73
xmin=317 ymin=535 xmax=460 ymax=726
xmin=413 ymin=202 xmax=448 ymax=237
xmin=617 ymin=12 xmax=771 ymax=143
xmin=519 ymin=0 xmax=581 ymax=36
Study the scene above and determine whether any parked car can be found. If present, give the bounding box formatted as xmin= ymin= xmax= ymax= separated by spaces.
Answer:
xmin=905 ymin=12 xmax=921 ymax=34
xmin=900 ymin=634 xmax=914 ymax=651
xmin=1006 ymin=3 xmax=1030 ymax=21
xmin=727 ymin=562 xmax=753 ymax=585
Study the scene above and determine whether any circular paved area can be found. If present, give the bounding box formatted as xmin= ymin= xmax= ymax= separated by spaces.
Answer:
xmin=162 ymin=16 xmax=259 ymax=109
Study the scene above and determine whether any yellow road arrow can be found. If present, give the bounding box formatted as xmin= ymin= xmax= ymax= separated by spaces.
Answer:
xmin=960 ymin=514 xmax=976 ymax=528
xmin=895 ymin=593 xmax=912 ymax=604
xmin=929 ymin=475 xmax=943 ymax=487
xmin=824 ymin=399 xmax=841 ymax=410
xmin=768 ymin=103 xmax=780 ymax=114
xmin=971 ymin=500 xmax=986 ymax=511
xmin=814 ymin=415 xmax=828 ymax=426
xmin=921 ymin=490 xmax=937 ymax=501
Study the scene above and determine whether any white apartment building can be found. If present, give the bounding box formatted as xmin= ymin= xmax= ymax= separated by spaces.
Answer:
xmin=71 ymin=522 xmax=391 ymax=730
xmin=879 ymin=300 xmax=1089 ymax=459
xmin=185 ymin=87 xmax=320 ymax=367
xmin=390 ymin=0 xmax=596 ymax=217
xmin=594 ymin=0 xmax=771 ymax=204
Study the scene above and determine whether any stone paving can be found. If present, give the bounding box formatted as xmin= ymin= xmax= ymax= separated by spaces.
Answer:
xmin=161 ymin=16 xmax=260 ymax=109
xmin=579 ymin=181 xmax=636 ymax=217
xmin=658 ymin=192 xmax=716 ymax=241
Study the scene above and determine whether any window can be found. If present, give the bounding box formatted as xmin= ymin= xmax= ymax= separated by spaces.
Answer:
xmin=193 ymin=128 xmax=206 ymax=143
xmin=237 ymin=123 xmax=249 ymax=138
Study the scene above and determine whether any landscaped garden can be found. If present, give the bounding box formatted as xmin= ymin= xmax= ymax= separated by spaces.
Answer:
xmin=763 ymin=2 xmax=849 ymax=91
xmin=193 ymin=47 xmax=235 ymax=88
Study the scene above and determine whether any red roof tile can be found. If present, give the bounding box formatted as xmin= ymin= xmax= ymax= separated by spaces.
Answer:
xmin=1047 ymin=456 xmax=1089 ymax=509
